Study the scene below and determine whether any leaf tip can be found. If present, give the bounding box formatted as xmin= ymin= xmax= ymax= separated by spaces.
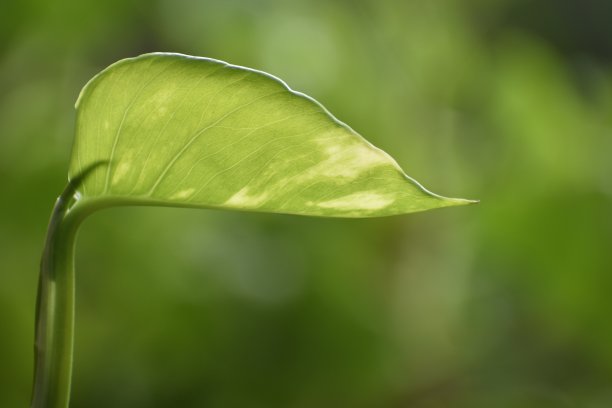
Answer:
xmin=440 ymin=196 xmax=480 ymax=207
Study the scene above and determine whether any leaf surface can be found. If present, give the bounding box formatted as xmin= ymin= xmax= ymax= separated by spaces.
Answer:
xmin=70 ymin=52 xmax=472 ymax=217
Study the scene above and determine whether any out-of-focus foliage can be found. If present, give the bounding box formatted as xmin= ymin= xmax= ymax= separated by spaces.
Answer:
xmin=1 ymin=0 xmax=611 ymax=407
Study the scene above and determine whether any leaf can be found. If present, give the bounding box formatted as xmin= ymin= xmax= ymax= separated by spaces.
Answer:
xmin=69 ymin=52 xmax=473 ymax=217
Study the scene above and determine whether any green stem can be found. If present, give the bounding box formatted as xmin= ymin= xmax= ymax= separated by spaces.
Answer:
xmin=31 ymin=184 xmax=86 ymax=408
xmin=31 ymin=162 xmax=104 ymax=408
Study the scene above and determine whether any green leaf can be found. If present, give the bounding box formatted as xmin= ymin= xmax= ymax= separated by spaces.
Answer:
xmin=69 ymin=52 xmax=473 ymax=217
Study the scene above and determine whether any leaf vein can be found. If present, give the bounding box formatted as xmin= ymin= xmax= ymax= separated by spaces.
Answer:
xmin=103 ymin=59 xmax=182 ymax=193
xmin=186 ymin=124 xmax=331 ymax=201
xmin=147 ymin=89 xmax=285 ymax=195
xmin=127 ymin=64 xmax=227 ymax=195
xmin=167 ymin=111 xmax=323 ymax=192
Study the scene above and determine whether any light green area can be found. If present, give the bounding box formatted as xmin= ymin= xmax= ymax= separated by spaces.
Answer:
xmin=70 ymin=53 xmax=470 ymax=217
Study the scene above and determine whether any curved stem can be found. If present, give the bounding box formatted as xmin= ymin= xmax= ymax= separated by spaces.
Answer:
xmin=31 ymin=162 xmax=104 ymax=408
xmin=31 ymin=186 xmax=86 ymax=408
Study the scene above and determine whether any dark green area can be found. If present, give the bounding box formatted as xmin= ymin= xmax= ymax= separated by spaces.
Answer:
xmin=1 ymin=0 xmax=611 ymax=406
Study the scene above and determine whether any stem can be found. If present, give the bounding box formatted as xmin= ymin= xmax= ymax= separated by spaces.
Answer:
xmin=31 ymin=184 xmax=86 ymax=408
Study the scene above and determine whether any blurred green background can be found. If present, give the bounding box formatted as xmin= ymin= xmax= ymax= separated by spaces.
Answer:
xmin=2 ymin=0 xmax=612 ymax=407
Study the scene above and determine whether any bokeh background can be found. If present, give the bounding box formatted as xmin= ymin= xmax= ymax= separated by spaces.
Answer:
xmin=2 ymin=0 xmax=612 ymax=407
